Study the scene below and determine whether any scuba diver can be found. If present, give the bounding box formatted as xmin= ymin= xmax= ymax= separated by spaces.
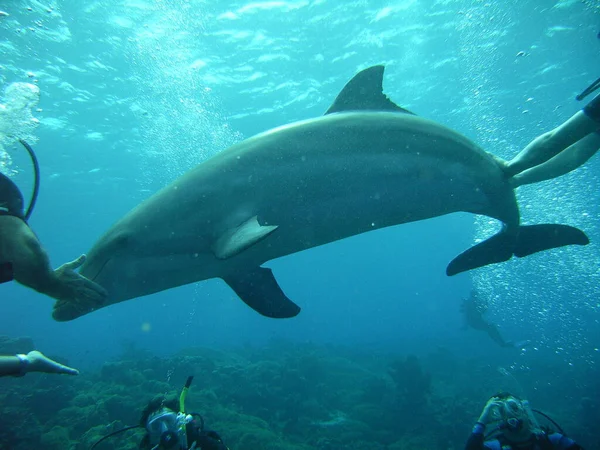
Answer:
xmin=138 ymin=396 xmax=227 ymax=450
xmin=466 ymin=392 xmax=584 ymax=450
xmin=0 ymin=139 xmax=106 ymax=306
xmin=91 ymin=376 xmax=228 ymax=450
xmin=504 ymin=77 xmax=600 ymax=188
xmin=461 ymin=291 xmax=529 ymax=349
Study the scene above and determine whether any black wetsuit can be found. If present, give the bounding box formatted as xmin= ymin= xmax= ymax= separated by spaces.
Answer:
xmin=189 ymin=429 xmax=228 ymax=450
xmin=0 ymin=171 xmax=26 ymax=284
xmin=465 ymin=423 xmax=583 ymax=450
xmin=583 ymin=93 xmax=600 ymax=123
xmin=138 ymin=418 xmax=227 ymax=450
xmin=184 ymin=418 xmax=227 ymax=450
xmin=461 ymin=297 xmax=515 ymax=348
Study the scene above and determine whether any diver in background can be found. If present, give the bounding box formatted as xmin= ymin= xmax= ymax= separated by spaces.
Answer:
xmin=91 ymin=377 xmax=228 ymax=450
xmin=0 ymin=350 xmax=78 ymax=377
xmin=0 ymin=140 xmax=106 ymax=307
xmin=466 ymin=392 xmax=584 ymax=450
xmin=139 ymin=396 xmax=228 ymax=450
xmin=461 ymin=291 xmax=528 ymax=349
xmin=504 ymin=80 xmax=600 ymax=187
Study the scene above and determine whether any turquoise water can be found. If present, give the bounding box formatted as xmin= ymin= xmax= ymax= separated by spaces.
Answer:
xmin=0 ymin=1 xmax=599 ymax=446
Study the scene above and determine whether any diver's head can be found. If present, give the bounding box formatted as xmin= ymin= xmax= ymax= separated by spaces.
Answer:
xmin=493 ymin=392 xmax=541 ymax=441
xmin=140 ymin=396 xmax=191 ymax=450
xmin=145 ymin=408 xmax=191 ymax=449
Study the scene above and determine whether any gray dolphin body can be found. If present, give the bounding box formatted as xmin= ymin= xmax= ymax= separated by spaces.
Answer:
xmin=53 ymin=66 xmax=588 ymax=321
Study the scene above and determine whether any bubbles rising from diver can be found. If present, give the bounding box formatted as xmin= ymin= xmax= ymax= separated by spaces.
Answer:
xmin=0 ymin=82 xmax=41 ymax=173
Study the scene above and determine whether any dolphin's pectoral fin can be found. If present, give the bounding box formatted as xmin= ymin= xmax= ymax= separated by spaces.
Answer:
xmin=446 ymin=230 xmax=514 ymax=276
xmin=325 ymin=65 xmax=415 ymax=115
xmin=212 ymin=215 xmax=278 ymax=259
xmin=222 ymin=267 xmax=301 ymax=319
xmin=514 ymin=224 xmax=589 ymax=257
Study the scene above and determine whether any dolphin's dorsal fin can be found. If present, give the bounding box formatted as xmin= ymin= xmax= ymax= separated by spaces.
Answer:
xmin=325 ymin=65 xmax=415 ymax=115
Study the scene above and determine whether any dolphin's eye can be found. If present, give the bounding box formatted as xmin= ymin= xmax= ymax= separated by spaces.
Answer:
xmin=112 ymin=232 xmax=133 ymax=250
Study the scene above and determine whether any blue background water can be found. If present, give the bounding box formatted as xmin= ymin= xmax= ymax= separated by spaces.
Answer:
xmin=1 ymin=0 xmax=599 ymax=391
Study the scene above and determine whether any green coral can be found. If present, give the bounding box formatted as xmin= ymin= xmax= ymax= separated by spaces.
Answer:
xmin=40 ymin=425 xmax=72 ymax=450
xmin=0 ymin=339 xmax=590 ymax=449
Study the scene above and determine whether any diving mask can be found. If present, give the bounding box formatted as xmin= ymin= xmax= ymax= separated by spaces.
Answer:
xmin=146 ymin=409 xmax=192 ymax=450
xmin=498 ymin=397 xmax=534 ymax=434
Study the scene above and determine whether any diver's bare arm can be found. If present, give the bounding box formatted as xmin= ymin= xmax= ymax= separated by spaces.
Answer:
xmin=511 ymin=132 xmax=600 ymax=188
xmin=8 ymin=220 xmax=66 ymax=299
xmin=506 ymin=110 xmax=600 ymax=177
xmin=2 ymin=216 xmax=106 ymax=304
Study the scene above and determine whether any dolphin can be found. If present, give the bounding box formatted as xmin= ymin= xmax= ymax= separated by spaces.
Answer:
xmin=53 ymin=65 xmax=589 ymax=321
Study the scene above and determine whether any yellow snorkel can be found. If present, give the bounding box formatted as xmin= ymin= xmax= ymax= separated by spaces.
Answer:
xmin=179 ymin=375 xmax=194 ymax=414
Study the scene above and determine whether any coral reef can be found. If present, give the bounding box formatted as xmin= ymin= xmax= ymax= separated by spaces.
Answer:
xmin=0 ymin=337 xmax=595 ymax=449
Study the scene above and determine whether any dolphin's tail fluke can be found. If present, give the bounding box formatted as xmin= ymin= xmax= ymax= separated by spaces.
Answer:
xmin=513 ymin=224 xmax=589 ymax=256
xmin=446 ymin=224 xmax=589 ymax=276
xmin=446 ymin=230 xmax=514 ymax=275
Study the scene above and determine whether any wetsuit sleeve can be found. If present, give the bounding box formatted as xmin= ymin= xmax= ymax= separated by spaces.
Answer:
xmin=583 ymin=93 xmax=600 ymax=124
xmin=465 ymin=422 xmax=486 ymax=450
xmin=548 ymin=433 xmax=584 ymax=450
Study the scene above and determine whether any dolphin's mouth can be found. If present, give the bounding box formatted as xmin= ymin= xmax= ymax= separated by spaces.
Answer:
xmin=91 ymin=257 xmax=111 ymax=282
xmin=53 ymin=257 xmax=113 ymax=322
xmin=82 ymin=231 xmax=133 ymax=282
xmin=81 ymin=254 xmax=113 ymax=283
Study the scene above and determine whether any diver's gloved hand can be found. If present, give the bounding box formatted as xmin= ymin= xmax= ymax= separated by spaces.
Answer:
xmin=478 ymin=397 xmax=503 ymax=425
xmin=53 ymin=254 xmax=107 ymax=304
xmin=22 ymin=350 xmax=79 ymax=375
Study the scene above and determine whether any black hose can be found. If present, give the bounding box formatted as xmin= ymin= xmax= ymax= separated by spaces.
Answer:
xmin=532 ymin=409 xmax=565 ymax=435
xmin=90 ymin=425 xmax=141 ymax=449
xmin=576 ymin=77 xmax=600 ymax=101
xmin=17 ymin=139 xmax=40 ymax=221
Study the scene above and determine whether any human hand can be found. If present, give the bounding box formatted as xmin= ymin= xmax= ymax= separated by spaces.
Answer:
xmin=478 ymin=397 xmax=503 ymax=425
xmin=54 ymin=254 xmax=107 ymax=305
xmin=24 ymin=350 xmax=79 ymax=375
